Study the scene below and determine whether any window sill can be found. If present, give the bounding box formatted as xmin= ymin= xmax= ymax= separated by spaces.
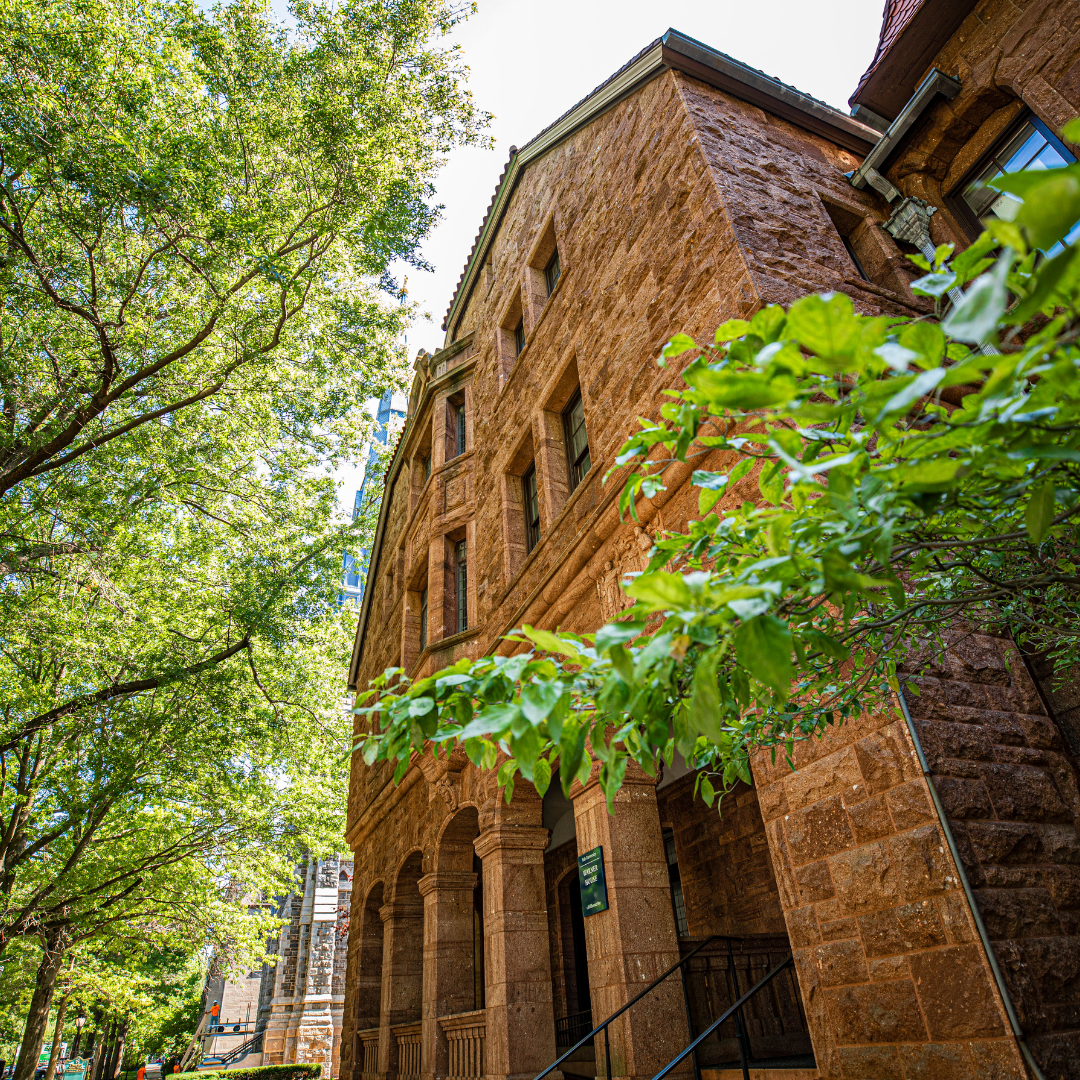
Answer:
xmin=409 ymin=625 xmax=480 ymax=680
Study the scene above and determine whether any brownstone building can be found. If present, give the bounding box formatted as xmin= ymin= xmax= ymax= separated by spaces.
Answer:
xmin=343 ymin=4 xmax=1080 ymax=1080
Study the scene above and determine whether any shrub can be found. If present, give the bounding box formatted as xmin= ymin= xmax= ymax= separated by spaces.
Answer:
xmin=171 ymin=1067 xmax=322 ymax=1080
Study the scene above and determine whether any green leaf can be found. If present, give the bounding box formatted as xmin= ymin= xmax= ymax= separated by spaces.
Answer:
xmin=911 ymin=271 xmax=957 ymax=298
xmin=520 ymin=625 xmax=581 ymax=659
xmin=1025 ymin=482 xmax=1056 ymax=543
xmin=786 ymin=292 xmax=858 ymax=363
xmin=714 ymin=319 xmax=749 ymax=343
xmin=533 ymin=756 xmax=552 ymax=797
xmin=663 ymin=333 xmax=698 ymax=358
xmin=689 ymin=648 xmax=723 ymax=742
xmin=624 ymin=572 xmax=695 ymax=609
xmin=521 ymin=682 xmax=562 ymax=724
xmin=942 ymin=250 xmax=1011 ymax=343
xmin=594 ymin=622 xmax=646 ymax=652
xmin=733 ymin=616 xmax=793 ymax=696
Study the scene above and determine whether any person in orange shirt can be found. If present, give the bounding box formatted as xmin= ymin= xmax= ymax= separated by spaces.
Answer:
xmin=136 ymin=1065 xmax=146 ymax=1080
xmin=172 ymin=1066 xmax=179 ymax=1074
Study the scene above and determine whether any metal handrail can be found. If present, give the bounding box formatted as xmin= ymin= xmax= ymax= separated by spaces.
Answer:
xmin=203 ymin=1031 xmax=264 ymax=1067
xmin=649 ymin=954 xmax=794 ymax=1080
xmin=532 ymin=935 xmax=721 ymax=1080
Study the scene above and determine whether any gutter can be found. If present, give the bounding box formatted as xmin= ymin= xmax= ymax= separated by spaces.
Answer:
xmin=443 ymin=28 xmax=878 ymax=339
xmin=850 ymin=68 xmax=961 ymax=191
xmin=896 ymin=689 xmax=1047 ymax=1080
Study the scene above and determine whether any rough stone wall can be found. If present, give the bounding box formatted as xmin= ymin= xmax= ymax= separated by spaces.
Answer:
xmin=753 ymin=708 xmax=1027 ymax=1080
xmin=902 ymin=634 xmax=1080 ymax=1077
xmin=657 ymin=775 xmax=786 ymax=938
xmin=876 ymin=0 xmax=1080 ymax=250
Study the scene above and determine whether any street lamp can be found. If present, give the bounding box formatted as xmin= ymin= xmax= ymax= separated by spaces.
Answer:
xmin=71 ymin=1016 xmax=87 ymax=1061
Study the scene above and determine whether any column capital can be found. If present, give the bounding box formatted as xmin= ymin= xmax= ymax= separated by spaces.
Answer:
xmin=379 ymin=900 xmax=424 ymax=924
xmin=417 ymin=871 xmax=477 ymax=897
xmin=474 ymin=823 xmax=550 ymax=859
xmin=569 ymin=758 xmax=659 ymax=801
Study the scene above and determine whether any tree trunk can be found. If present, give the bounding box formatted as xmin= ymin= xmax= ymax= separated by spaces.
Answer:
xmin=90 ymin=1019 xmax=113 ymax=1080
xmin=43 ymin=995 xmax=69 ymax=1080
xmin=105 ymin=1018 xmax=126 ymax=1079
xmin=13 ymin=927 xmax=68 ymax=1080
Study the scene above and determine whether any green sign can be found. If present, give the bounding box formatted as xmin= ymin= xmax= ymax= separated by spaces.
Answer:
xmin=577 ymin=846 xmax=608 ymax=916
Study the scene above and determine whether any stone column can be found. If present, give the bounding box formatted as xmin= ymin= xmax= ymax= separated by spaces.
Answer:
xmin=419 ymin=871 xmax=478 ymax=1080
xmin=571 ymin=765 xmax=691 ymax=1080
xmin=377 ymin=898 xmax=425 ymax=1080
xmin=473 ymin=785 xmax=559 ymax=1080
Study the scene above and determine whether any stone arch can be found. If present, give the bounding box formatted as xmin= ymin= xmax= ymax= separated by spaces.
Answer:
xmin=383 ymin=851 xmax=424 ymax=1034
xmin=435 ymin=804 xmax=479 ymax=873
xmin=354 ymin=882 xmax=384 ymax=1032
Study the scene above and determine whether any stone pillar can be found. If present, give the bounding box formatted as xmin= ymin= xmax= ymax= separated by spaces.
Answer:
xmin=378 ymin=897 xmax=425 ymax=1079
xmin=570 ymin=764 xmax=691 ymax=1080
xmin=473 ymin=785 xmax=559 ymax=1080
xmin=419 ymin=871 xmax=478 ymax=1080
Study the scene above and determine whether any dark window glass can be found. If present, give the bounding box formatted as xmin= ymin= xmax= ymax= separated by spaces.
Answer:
xmin=456 ymin=402 xmax=466 ymax=456
xmin=960 ymin=115 xmax=1079 ymax=255
xmin=423 ymin=453 xmax=431 ymax=483
xmin=455 ymin=539 xmax=468 ymax=633
xmin=663 ymin=828 xmax=688 ymax=938
xmin=563 ymin=391 xmax=590 ymax=492
xmin=523 ymin=464 xmax=540 ymax=553
xmin=544 ymin=248 xmax=561 ymax=295
xmin=514 ymin=317 xmax=525 ymax=356
xmin=841 ymin=236 xmax=870 ymax=281
xmin=419 ymin=586 xmax=428 ymax=652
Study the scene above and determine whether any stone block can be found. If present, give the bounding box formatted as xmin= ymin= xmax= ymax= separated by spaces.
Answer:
xmin=853 ymin=724 xmax=921 ymax=795
xmin=979 ymin=762 xmax=1070 ymax=821
xmin=794 ymin=859 xmax=835 ymax=903
xmin=784 ymin=746 xmax=862 ymax=813
xmin=884 ymin=780 xmax=935 ymax=831
xmin=933 ymin=776 xmax=994 ymax=819
xmin=823 ymin=980 xmax=928 ymax=1043
xmin=846 ymin=794 xmax=893 ymax=843
xmin=972 ymin=887 xmax=1063 ymax=939
xmin=756 ymin=781 xmax=788 ymax=822
xmin=889 ymin=825 xmax=950 ymax=902
xmin=896 ymin=1041 xmax=975 ymax=1080
xmin=866 ymin=955 xmax=907 ymax=981
xmin=811 ymin=938 xmax=868 ymax=988
xmin=945 ymin=635 xmax=1010 ymax=686
xmin=966 ymin=1038 xmax=1027 ymax=1080
xmin=785 ymin=904 xmax=821 ymax=948
xmin=935 ymin=891 xmax=977 ymax=945
xmin=783 ymin=795 xmax=855 ymax=867
xmin=929 ymin=720 xmax=995 ymax=760
xmin=830 ymin=841 xmax=898 ymax=915
xmin=857 ymin=900 xmax=948 ymax=958
xmin=836 ymin=1043 xmax=903 ymax=1079
xmin=820 ymin=916 xmax=858 ymax=942
xmin=908 ymin=945 xmax=1006 ymax=1039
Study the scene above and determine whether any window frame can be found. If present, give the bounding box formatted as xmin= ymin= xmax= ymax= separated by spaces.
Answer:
xmin=514 ymin=316 xmax=526 ymax=357
xmin=522 ymin=464 xmax=540 ymax=554
xmin=948 ymin=111 xmax=1076 ymax=240
xmin=455 ymin=400 xmax=466 ymax=457
xmin=562 ymin=390 xmax=591 ymax=494
xmin=544 ymin=248 xmax=561 ymax=296
xmin=419 ymin=585 xmax=428 ymax=652
xmin=455 ymin=538 xmax=468 ymax=634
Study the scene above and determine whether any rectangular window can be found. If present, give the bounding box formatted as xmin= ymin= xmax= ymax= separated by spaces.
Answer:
xmin=663 ymin=828 xmax=689 ymax=938
xmin=514 ymin=317 xmax=526 ymax=357
xmin=563 ymin=391 xmax=590 ymax=493
xmin=455 ymin=539 xmax=468 ymax=633
xmin=456 ymin=401 xmax=466 ymax=456
xmin=841 ymin=235 xmax=871 ymax=281
xmin=419 ymin=586 xmax=428 ymax=652
xmin=522 ymin=464 xmax=540 ymax=553
xmin=956 ymin=114 xmax=1079 ymax=254
xmin=423 ymin=454 xmax=431 ymax=483
xmin=544 ymin=248 xmax=561 ymax=296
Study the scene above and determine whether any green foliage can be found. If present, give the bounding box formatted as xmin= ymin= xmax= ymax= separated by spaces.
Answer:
xmin=0 ymin=0 xmax=484 ymax=965
xmin=354 ymin=139 xmax=1080 ymax=809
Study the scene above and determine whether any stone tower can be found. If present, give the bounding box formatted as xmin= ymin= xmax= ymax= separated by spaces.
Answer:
xmin=262 ymin=854 xmax=353 ymax=1076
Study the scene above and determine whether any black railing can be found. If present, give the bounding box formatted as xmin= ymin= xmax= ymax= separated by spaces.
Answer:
xmin=650 ymin=954 xmax=795 ymax=1080
xmin=534 ymin=935 xmax=722 ymax=1080
xmin=555 ymin=1010 xmax=594 ymax=1049
xmin=202 ymin=1031 xmax=264 ymax=1067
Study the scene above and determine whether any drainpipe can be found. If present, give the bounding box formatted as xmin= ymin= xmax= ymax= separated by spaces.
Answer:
xmin=849 ymin=69 xmax=999 ymax=357
xmin=895 ymin=689 xmax=1047 ymax=1080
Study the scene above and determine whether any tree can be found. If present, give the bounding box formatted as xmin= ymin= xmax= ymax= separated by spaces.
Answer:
xmin=0 ymin=0 xmax=486 ymax=1071
xmin=356 ymin=125 xmax=1080 ymax=812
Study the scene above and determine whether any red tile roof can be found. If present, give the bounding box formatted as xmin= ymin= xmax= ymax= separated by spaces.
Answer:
xmin=850 ymin=0 xmax=926 ymax=107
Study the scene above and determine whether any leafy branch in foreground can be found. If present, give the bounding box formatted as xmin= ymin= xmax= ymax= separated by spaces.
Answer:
xmin=354 ymin=128 xmax=1080 ymax=811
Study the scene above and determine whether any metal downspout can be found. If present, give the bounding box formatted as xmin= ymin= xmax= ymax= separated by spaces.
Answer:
xmin=895 ymin=688 xmax=1047 ymax=1080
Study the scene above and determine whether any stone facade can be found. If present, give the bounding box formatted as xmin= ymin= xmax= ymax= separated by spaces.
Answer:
xmin=262 ymin=855 xmax=354 ymax=1077
xmin=344 ymin=8 xmax=1080 ymax=1080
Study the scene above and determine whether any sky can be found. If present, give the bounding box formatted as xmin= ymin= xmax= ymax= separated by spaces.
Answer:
xmin=321 ymin=0 xmax=888 ymax=509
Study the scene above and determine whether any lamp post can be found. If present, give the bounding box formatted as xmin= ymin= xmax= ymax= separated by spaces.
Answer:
xmin=71 ymin=1017 xmax=87 ymax=1062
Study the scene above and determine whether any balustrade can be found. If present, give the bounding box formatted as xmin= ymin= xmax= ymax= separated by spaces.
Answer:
xmin=438 ymin=1010 xmax=486 ymax=1080
xmin=357 ymin=1027 xmax=380 ymax=1080
xmin=392 ymin=1022 xmax=423 ymax=1080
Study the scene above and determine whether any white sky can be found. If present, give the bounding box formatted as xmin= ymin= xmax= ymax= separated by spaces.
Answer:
xmin=300 ymin=0 xmax=888 ymax=509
